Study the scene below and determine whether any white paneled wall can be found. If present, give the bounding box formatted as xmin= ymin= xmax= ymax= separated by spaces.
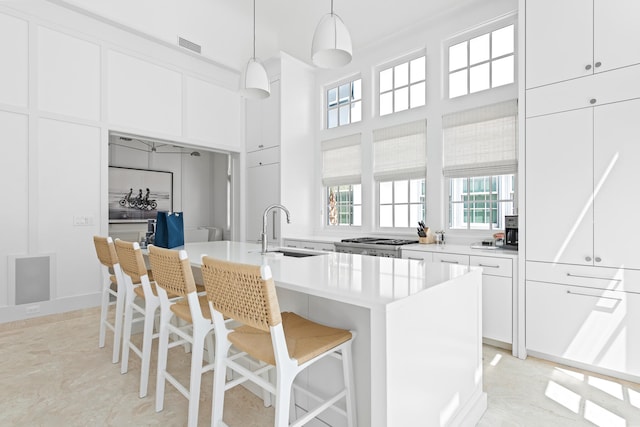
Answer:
xmin=0 ymin=13 xmax=28 ymax=108
xmin=107 ymin=50 xmax=183 ymax=135
xmin=0 ymin=111 xmax=29 ymax=307
xmin=37 ymin=27 xmax=101 ymax=120
xmin=0 ymin=2 xmax=241 ymax=322
xmin=36 ymin=119 xmax=101 ymax=298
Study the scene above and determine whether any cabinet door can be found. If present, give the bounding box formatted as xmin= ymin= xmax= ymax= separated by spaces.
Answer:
xmin=594 ymin=0 xmax=640 ymax=74
xmin=526 ymin=108 xmax=594 ymax=265
xmin=432 ymin=252 xmax=469 ymax=265
xmin=526 ymin=0 xmax=593 ymax=88
xmin=245 ymin=79 xmax=280 ymax=152
xmin=482 ymin=275 xmax=512 ymax=343
xmin=246 ymin=163 xmax=280 ymax=244
xmin=526 ymin=280 xmax=640 ymax=378
xmin=593 ymin=98 xmax=640 ymax=269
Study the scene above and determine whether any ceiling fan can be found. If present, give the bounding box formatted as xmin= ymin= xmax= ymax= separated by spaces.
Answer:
xmin=111 ymin=136 xmax=201 ymax=157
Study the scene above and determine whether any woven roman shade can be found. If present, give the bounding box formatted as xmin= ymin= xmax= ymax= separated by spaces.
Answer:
xmin=321 ymin=133 xmax=361 ymax=186
xmin=372 ymin=119 xmax=427 ymax=181
xmin=442 ymin=99 xmax=518 ymax=178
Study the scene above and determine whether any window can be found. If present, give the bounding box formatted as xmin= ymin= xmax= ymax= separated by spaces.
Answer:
xmin=322 ymin=134 xmax=362 ymax=227
xmin=448 ymin=24 xmax=515 ymax=98
xmin=327 ymin=185 xmax=362 ymax=226
xmin=327 ymin=78 xmax=362 ymax=129
xmin=379 ymin=55 xmax=425 ymax=116
xmin=373 ymin=120 xmax=427 ymax=228
xmin=443 ymin=100 xmax=518 ymax=231
xmin=449 ymin=175 xmax=515 ymax=230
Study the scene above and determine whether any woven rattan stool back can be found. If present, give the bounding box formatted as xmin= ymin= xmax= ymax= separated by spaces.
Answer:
xmin=93 ymin=235 xmax=118 ymax=268
xmin=147 ymin=245 xmax=196 ymax=297
xmin=114 ymin=239 xmax=147 ymax=284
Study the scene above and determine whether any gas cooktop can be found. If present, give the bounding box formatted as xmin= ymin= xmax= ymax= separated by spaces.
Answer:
xmin=339 ymin=237 xmax=419 ymax=246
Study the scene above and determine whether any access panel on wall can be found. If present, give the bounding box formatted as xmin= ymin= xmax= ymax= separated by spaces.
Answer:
xmin=109 ymin=166 xmax=173 ymax=222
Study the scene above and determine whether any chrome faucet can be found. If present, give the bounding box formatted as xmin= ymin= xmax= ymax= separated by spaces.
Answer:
xmin=261 ymin=204 xmax=291 ymax=254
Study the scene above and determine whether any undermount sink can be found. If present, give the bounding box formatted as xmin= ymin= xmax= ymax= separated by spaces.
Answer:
xmin=270 ymin=249 xmax=326 ymax=258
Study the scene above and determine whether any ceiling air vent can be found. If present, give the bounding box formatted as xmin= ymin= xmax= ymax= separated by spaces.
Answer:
xmin=178 ymin=36 xmax=201 ymax=54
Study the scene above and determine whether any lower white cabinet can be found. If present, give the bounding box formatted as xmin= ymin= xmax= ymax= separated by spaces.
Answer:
xmin=432 ymin=252 xmax=469 ymax=265
xmin=282 ymin=239 xmax=335 ymax=252
xmin=526 ymin=279 xmax=640 ymax=380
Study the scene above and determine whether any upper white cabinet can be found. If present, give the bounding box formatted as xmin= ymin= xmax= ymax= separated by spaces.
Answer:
xmin=526 ymin=98 xmax=640 ymax=269
xmin=246 ymin=80 xmax=280 ymax=152
xmin=526 ymin=0 xmax=640 ymax=89
xmin=0 ymin=13 xmax=28 ymax=108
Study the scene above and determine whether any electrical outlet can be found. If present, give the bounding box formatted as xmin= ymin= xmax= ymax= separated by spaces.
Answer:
xmin=26 ymin=305 xmax=40 ymax=314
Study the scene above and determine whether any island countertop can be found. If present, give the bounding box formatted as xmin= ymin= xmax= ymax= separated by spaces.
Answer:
xmin=183 ymin=240 xmax=475 ymax=310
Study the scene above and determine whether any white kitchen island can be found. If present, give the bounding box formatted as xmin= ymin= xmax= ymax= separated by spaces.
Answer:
xmin=183 ymin=241 xmax=486 ymax=427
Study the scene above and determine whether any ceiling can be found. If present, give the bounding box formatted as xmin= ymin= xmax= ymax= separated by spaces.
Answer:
xmin=54 ymin=0 xmax=484 ymax=72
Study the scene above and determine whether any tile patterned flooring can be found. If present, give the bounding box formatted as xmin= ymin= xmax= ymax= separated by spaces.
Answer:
xmin=1 ymin=307 xmax=639 ymax=426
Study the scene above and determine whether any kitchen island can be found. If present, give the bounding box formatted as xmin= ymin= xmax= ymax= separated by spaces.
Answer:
xmin=184 ymin=241 xmax=486 ymax=427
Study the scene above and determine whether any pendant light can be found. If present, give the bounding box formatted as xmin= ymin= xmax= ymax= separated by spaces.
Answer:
xmin=241 ymin=0 xmax=270 ymax=98
xmin=311 ymin=0 xmax=352 ymax=68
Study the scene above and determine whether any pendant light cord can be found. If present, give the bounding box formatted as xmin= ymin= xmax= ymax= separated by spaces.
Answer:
xmin=252 ymin=0 xmax=256 ymax=59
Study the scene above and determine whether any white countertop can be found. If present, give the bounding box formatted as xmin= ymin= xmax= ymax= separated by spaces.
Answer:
xmin=402 ymin=242 xmax=519 ymax=259
xmin=181 ymin=241 xmax=475 ymax=310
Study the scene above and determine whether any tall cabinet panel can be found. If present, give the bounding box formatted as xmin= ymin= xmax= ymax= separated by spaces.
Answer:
xmin=593 ymin=99 xmax=640 ymax=269
xmin=525 ymin=108 xmax=594 ymax=265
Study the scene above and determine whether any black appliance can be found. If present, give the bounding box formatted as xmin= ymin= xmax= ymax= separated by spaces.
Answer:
xmin=505 ymin=215 xmax=518 ymax=249
xmin=334 ymin=237 xmax=418 ymax=258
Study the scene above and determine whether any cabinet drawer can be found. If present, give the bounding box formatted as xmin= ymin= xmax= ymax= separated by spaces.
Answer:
xmin=247 ymin=146 xmax=280 ymax=168
xmin=526 ymin=280 xmax=640 ymax=378
xmin=402 ymin=249 xmax=432 ymax=262
xmin=432 ymin=252 xmax=469 ymax=265
xmin=470 ymin=256 xmax=512 ymax=278
xmin=526 ymin=261 xmax=640 ymax=294
xmin=526 ymin=64 xmax=640 ymax=118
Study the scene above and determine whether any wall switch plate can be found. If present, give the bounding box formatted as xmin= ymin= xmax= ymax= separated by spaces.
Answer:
xmin=73 ymin=216 xmax=94 ymax=226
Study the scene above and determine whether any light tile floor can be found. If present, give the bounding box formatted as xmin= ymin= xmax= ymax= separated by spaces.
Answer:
xmin=0 ymin=307 xmax=638 ymax=426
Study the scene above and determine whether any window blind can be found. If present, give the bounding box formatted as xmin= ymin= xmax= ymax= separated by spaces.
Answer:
xmin=372 ymin=119 xmax=427 ymax=181
xmin=321 ymin=133 xmax=361 ymax=186
xmin=442 ymin=99 xmax=518 ymax=178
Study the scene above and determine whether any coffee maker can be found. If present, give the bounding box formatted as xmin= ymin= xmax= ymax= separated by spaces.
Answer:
xmin=505 ymin=215 xmax=518 ymax=249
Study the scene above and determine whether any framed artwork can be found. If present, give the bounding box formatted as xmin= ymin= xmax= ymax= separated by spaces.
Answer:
xmin=109 ymin=166 xmax=173 ymax=223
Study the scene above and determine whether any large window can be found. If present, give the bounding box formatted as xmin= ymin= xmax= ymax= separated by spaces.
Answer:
xmin=379 ymin=54 xmax=426 ymax=116
xmin=327 ymin=78 xmax=362 ymax=129
xmin=322 ymin=134 xmax=362 ymax=227
xmin=327 ymin=185 xmax=362 ymax=226
xmin=379 ymin=179 xmax=425 ymax=228
xmin=448 ymin=24 xmax=515 ymax=98
xmin=449 ymin=174 xmax=515 ymax=230
xmin=373 ymin=120 xmax=427 ymax=228
xmin=443 ymin=100 xmax=518 ymax=232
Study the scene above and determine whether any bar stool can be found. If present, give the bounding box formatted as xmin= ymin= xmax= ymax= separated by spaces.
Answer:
xmin=114 ymin=239 xmax=161 ymax=398
xmin=200 ymin=256 xmax=357 ymax=427
xmin=147 ymin=244 xmax=215 ymax=427
xmin=92 ymin=236 xmax=126 ymax=364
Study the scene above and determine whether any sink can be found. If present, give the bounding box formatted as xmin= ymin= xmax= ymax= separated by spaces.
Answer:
xmin=270 ymin=249 xmax=326 ymax=258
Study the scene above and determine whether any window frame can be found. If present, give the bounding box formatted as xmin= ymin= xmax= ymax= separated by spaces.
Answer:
xmin=376 ymin=177 xmax=426 ymax=230
xmin=447 ymin=174 xmax=517 ymax=232
xmin=376 ymin=50 xmax=426 ymax=117
xmin=444 ymin=16 xmax=517 ymax=99
xmin=325 ymin=184 xmax=362 ymax=227
xmin=324 ymin=75 xmax=363 ymax=130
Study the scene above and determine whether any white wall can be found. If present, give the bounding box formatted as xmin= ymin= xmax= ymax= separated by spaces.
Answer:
xmin=312 ymin=0 xmax=518 ymax=243
xmin=0 ymin=1 xmax=242 ymax=322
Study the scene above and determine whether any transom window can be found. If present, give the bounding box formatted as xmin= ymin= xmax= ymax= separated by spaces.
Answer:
xmin=448 ymin=24 xmax=515 ymax=98
xmin=327 ymin=185 xmax=362 ymax=226
xmin=379 ymin=179 xmax=425 ymax=228
xmin=327 ymin=78 xmax=362 ymax=129
xmin=449 ymin=175 xmax=515 ymax=230
xmin=379 ymin=55 xmax=426 ymax=116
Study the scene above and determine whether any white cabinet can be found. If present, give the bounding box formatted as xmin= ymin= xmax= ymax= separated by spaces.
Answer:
xmin=246 ymin=80 xmax=280 ymax=152
xmin=526 ymin=277 xmax=640 ymax=381
xmin=282 ymin=239 xmax=335 ymax=252
xmin=526 ymin=97 xmax=640 ymax=269
xmin=246 ymin=163 xmax=280 ymax=244
xmin=526 ymin=0 xmax=640 ymax=89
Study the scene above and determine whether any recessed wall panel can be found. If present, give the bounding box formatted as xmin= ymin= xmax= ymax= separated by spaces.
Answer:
xmin=37 ymin=26 xmax=100 ymax=120
xmin=0 ymin=13 xmax=28 ymax=108
xmin=107 ymin=50 xmax=182 ymax=136
xmin=37 ymin=118 xmax=101 ymax=297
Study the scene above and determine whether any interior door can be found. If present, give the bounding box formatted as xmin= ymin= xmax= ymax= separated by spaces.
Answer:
xmin=526 ymin=108 xmax=594 ymax=265
xmin=593 ymin=98 xmax=640 ymax=269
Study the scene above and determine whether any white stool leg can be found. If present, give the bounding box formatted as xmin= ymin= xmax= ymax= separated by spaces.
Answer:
xmin=139 ymin=299 xmax=158 ymax=398
xmin=274 ymin=369 xmax=295 ymax=427
xmin=120 ymin=290 xmax=135 ymax=374
xmin=155 ymin=311 xmax=171 ymax=412
xmin=186 ymin=330 xmax=206 ymax=427
xmin=342 ymin=343 xmax=357 ymax=427
xmin=211 ymin=338 xmax=232 ymax=427
xmin=111 ymin=284 xmax=125 ymax=364
xmin=99 ymin=274 xmax=110 ymax=348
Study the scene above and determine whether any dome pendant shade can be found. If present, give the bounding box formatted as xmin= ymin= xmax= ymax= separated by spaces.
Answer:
xmin=242 ymin=58 xmax=270 ymax=99
xmin=312 ymin=12 xmax=352 ymax=68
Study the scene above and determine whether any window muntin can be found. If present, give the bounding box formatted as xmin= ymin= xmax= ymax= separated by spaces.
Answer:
xmin=379 ymin=55 xmax=426 ymax=116
xmin=327 ymin=185 xmax=362 ymax=226
xmin=379 ymin=178 xmax=425 ymax=228
xmin=449 ymin=174 xmax=515 ymax=230
xmin=448 ymin=24 xmax=515 ymax=99
xmin=327 ymin=78 xmax=362 ymax=129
